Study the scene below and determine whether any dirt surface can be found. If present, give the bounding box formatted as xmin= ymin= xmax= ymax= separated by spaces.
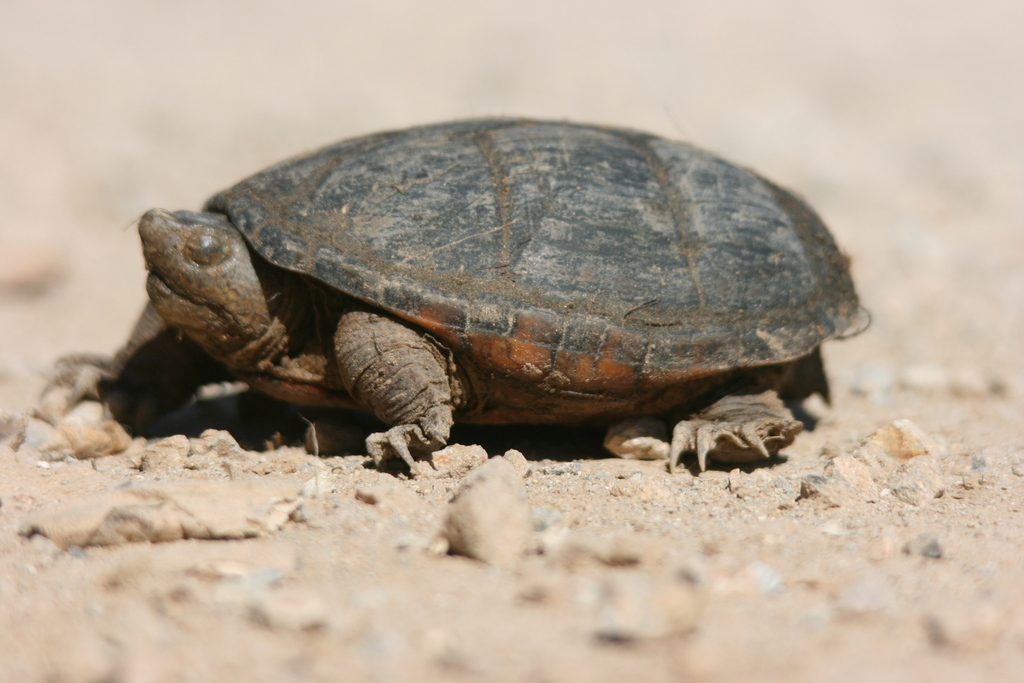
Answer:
xmin=2 ymin=2 xmax=1023 ymax=681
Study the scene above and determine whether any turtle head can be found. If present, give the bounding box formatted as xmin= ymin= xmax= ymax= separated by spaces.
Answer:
xmin=139 ymin=209 xmax=278 ymax=363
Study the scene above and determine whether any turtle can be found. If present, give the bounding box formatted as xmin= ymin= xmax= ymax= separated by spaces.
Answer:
xmin=46 ymin=118 xmax=860 ymax=472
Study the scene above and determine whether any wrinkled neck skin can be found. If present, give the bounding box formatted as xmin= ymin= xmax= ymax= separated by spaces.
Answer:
xmin=139 ymin=209 xmax=334 ymax=394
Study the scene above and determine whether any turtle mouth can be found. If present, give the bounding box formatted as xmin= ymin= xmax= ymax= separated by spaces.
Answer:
xmin=145 ymin=271 xmax=178 ymax=307
xmin=146 ymin=271 xmax=220 ymax=331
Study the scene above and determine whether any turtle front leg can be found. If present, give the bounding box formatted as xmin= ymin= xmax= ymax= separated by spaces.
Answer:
xmin=334 ymin=309 xmax=457 ymax=469
xmin=669 ymin=391 xmax=802 ymax=473
xmin=39 ymin=303 xmax=230 ymax=433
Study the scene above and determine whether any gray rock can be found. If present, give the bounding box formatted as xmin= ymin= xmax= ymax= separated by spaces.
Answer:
xmin=903 ymin=532 xmax=943 ymax=558
xmin=443 ymin=457 xmax=530 ymax=565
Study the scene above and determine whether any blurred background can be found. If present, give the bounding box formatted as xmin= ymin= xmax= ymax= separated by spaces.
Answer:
xmin=2 ymin=0 xmax=1022 ymax=415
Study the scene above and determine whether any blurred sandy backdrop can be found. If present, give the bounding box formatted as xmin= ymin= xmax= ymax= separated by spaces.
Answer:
xmin=2 ymin=5 xmax=1024 ymax=681
xmin=2 ymin=0 xmax=1023 ymax=410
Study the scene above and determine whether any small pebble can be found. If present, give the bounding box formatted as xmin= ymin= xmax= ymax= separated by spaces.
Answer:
xmin=594 ymin=571 xmax=700 ymax=641
xmin=301 ymin=471 xmax=339 ymax=497
xmin=443 ymin=457 xmax=530 ymax=565
xmin=856 ymin=419 xmax=946 ymax=464
xmin=193 ymin=429 xmax=247 ymax=459
xmin=903 ymin=533 xmax=943 ymax=558
xmin=748 ymin=562 xmax=784 ymax=594
xmin=140 ymin=435 xmax=191 ymax=472
xmin=26 ymin=401 xmax=132 ymax=459
xmin=819 ymin=441 xmax=843 ymax=460
xmin=353 ymin=477 xmax=427 ymax=517
xmin=837 ymin=573 xmax=893 ymax=616
xmin=610 ymin=474 xmax=676 ymax=504
xmin=868 ymin=527 xmax=901 ymax=561
xmin=530 ymin=507 xmax=562 ymax=532
xmin=849 ymin=364 xmax=893 ymax=404
xmin=924 ymin=600 xmax=1009 ymax=651
xmin=1011 ymin=458 xmax=1024 ymax=477
xmin=540 ymin=462 xmax=583 ymax=476
xmin=502 ymin=449 xmax=532 ymax=478
xmin=801 ymin=455 xmax=878 ymax=508
xmin=728 ymin=468 xmax=744 ymax=493
xmin=888 ymin=455 xmax=945 ymax=506
xmin=821 ymin=520 xmax=846 ymax=537
xmin=415 ymin=444 xmax=487 ymax=478
xmin=0 ymin=410 xmax=25 ymax=446
xmin=249 ymin=589 xmax=329 ymax=631
xmin=899 ymin=364 xmax=950 ymax=392
xmin=21 ymin=418 xmax=61 ymax=453
xmin=825 ymin=456 xmax=878 ymax=501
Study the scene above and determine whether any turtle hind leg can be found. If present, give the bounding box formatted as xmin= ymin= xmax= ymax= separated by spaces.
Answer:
xmin=334 ymin=309 xmax=457 ymax=469
xmin=668 ymin=390 xmax=802 ymax=472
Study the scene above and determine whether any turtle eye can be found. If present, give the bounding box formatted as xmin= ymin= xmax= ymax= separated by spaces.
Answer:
xmin=186 ymin=232 xmax=230 ymax=266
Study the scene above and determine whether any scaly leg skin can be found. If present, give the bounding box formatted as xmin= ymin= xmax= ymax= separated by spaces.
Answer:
xmin=35 ymin=353 xmax=123 ymax=428
xmin=668 ymin=390 xmax=803 ymax=473
xmin=335 ymin=309 xmax=457 ymax=470
xmin=37 ymin=303 xmax=230 ymax=433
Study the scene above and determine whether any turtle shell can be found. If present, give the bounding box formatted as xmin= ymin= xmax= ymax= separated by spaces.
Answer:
xmin=205 ymin=119 xmax=858 ymax=393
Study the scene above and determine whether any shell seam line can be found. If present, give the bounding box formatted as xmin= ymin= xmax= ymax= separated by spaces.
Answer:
xmin=472 ymin=128 xmax=515 ymax=279
xmin=615 ymin=131 xmax=707 ymax=308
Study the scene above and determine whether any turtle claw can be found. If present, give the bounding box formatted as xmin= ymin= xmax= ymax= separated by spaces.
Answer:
xmin=35 ymin=354 xmax=117 ymax=424
xmin=670 ymin=420 xmax=776 ymax=472
xmin=366 ymin=421 xmax=448 ymax=471
xmin=668 ymin=391 xmax=802 ymax=472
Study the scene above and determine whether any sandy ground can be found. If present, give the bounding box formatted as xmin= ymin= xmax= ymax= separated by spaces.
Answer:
xmin=2 ymin=1 xmax=1023 ymax=681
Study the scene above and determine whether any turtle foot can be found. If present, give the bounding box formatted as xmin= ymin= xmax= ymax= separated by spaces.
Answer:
xmin=365 ymin=406 xmax=451 ymax=470
xmin=35 ymin=354 xmax=118 ymax=425
xmin=668 ymin=391 xmax=802 ymax=472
